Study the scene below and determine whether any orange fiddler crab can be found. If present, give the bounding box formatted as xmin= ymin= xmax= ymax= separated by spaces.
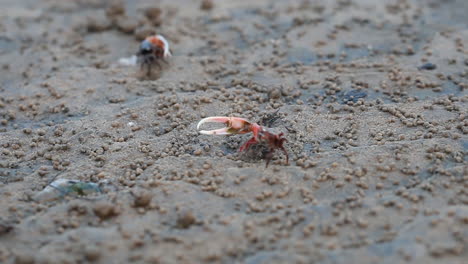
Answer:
xmin=137 ymin=34 xmax=172 ymax=75
xmin=197 ymin=116 xmax=288 ymax=167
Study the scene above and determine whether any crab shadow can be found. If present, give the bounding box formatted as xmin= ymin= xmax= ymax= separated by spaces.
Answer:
xmin=236 ymin=144 xmax=287 ymax=166
xmin=136 ymin=68 xmax=163 ymax=81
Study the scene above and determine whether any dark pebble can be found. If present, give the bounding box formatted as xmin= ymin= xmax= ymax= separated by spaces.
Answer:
xmin=342 ymin=90 xmax=368 ymax=103
xmin=418 ymin=63 xmax=437 ymax=70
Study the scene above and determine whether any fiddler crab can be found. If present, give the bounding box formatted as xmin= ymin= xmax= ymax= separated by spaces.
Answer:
xmin=137 ymin=34 xmax=172 ymax=75
xmin=197 ymin=116 xmax=288 ymax=167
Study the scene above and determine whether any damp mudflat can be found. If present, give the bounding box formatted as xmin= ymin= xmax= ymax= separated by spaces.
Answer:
xmin=0 ymin=0 xmax=467 ymax=263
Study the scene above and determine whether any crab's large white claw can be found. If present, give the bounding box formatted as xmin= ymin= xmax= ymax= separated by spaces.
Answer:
xmin=197 ymin=116 xmax=253 ymax=135
xmin=157 ymin=34 xmax=172 ymax=58
xmin=197 ymin=116 xmax=232 ymax=135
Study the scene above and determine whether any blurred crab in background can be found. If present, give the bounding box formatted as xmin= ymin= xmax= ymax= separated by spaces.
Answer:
xmin=137 ymin=34 xmax=172 ymax=75
xmin=197 ymin=116 xmax=288 ymax=167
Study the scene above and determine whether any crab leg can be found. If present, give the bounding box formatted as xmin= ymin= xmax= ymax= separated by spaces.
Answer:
xmin=239 ymin=137 xmax=257 ymax=152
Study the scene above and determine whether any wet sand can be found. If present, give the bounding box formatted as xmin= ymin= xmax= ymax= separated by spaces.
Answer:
xmin=0 ymin=0 xmax=467 ymax=263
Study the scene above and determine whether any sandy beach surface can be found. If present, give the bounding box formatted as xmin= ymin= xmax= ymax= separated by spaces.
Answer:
xmin=0 ymin=0 xmax=467 ymax=263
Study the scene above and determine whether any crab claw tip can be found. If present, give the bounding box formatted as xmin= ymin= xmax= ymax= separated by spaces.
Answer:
xmin=197 ymin=116 xmax=230 ymax=130
xmin=196 ymin=119 xmax=205 ymax=130
xmin=197 ymin=116 xmax=236 ymax=135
